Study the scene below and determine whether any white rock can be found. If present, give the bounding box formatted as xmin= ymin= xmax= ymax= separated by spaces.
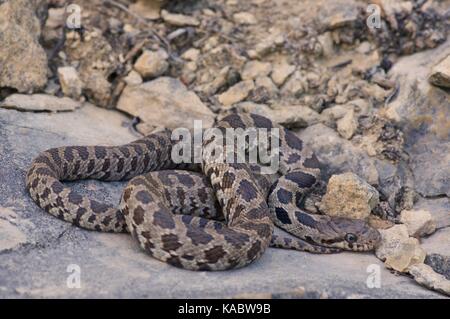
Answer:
xmin=271 ymin=62 xmax=295 ymax=86
xmin=400 ymin=209 xmax=437 ymax=238
xmin=134 ymin=49 xmax=169 ymax=78
xmin=336 ymin=109 xmax=358 ymax=139
xmin=57 ymin=66 xmax=83 ymax=99
xmin=161 ymin=10 xmax=200 ymax=26
xmin=241 ymin=61 xmax=272 ymax=80
xmin=320 ymin=172 xmax=379 ymax=220
xmin=217 ymin=80 xmax=255 ymax=106
xmin=233 ymin=12 xmax=257 ymax=25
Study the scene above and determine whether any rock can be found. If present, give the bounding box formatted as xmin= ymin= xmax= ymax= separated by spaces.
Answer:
xmin=319 ymin=172 xmax=379 ymax=220
xmin=161 ymin=10 xmax=199 ymax=27
xmin=117 ymin=77 xmax=214 ymax=133
xmin=235 ymin=103 xmax=320 ymax=128
xmin=195 ymin=66 xmax=230 ymax=96
xmin=271 ymin=62 xmax=296 ymax=87
xmin=255 ymin=77 xmax=279 ymax=96
xmin=65 ymin=28 xmax=120 ymax=108
xmin=383 ymin=39 xmax=450 ymax=197
xmin=181 ymin=48 xmax=200 ymax=62
xmin=129 ymin=0 xmax=162 ymax=20
xmin=297 ymin=124 xmax=379 ymax=185
xmin=320 ymin=104 xmax=354 ymax=126
xmin=414 ymin=197 xmax=450 ymax=229
xmin=384 ymin=239 xmax=426 ymax=272
xmin=321 ymin=4 xmax=359 ymax=29
xmin=429 ymin=55 xmax=450 ymax=88
xmin=400 ymin=210 xmax=437 ymax=238
xmin=0 ymin=105 xmax=445 ymax=298
xmin=336 ymin=109 xmax=358 ymax=139
xmin=233 ymin=12 xmax=257 ymax=25
xmin=0 ymin=207 xmax=28 ymax=252
xmin=57 ymin=67 xmax=84 ymax=99
xmin=408 ymin=264 xmax=450 ymax=296
xmin=375 ymin=225 xmax=426 ymax=272
xmin=317 ymin=32 xmax=334 ymax=57
xmin=248 ymin=33 xmax=284 ymax=59
xmin=422 ymin=227 xmax=450 ymax=258
xmin=281 ymin=71 xmax=306 ymax=97
xmin=425 ymin=254 xmax=450 ymax=281
xmin=0 ymin=94 xmax=82 ymax=112
xmin=270 ymin=105 xmax=321 ymax=128
xmin=376 ymin=224 xmax=410 ymax=260
xmin=218 ymin=80 xmax=255 ymax=106
xmin=123 ymin=70 xmax=143 ymax=86
xmin=134 ymin=49 xmax=169 ymax=79
xmin=180 ymin=61 xmax=198 ymax=85
xmin=241 ymin=61 xmax=272 ymax=81
xmin=0 ymin=0 xmax=48 ymax=92
xmin=45 ymin=7 xmax=65 ymax=29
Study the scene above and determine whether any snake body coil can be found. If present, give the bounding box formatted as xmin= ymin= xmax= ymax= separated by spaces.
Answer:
xmin=26 ymin=113 xmax=380 ymax=270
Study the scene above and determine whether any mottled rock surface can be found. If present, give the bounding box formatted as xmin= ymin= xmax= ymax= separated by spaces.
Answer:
xmin=0 ymin=106 xmax=444 ymax=298
xmin=408 ymin=264 xmax=450 ymax=296
xmin=320 ymin=173 xmax=379 ymax=219
xmin=0 ymin=0 xmax=48 ymax=92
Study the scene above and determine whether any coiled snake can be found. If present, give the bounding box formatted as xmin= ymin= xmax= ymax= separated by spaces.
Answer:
xmin=26 ymin=112 xmax=381 ymax=271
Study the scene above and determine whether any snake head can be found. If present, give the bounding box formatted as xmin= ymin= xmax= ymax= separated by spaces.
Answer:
xmin=315 ymin=216 xmax=382 ymax=251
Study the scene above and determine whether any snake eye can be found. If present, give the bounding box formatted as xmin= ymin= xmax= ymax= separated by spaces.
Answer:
xmin=345 ymin=233 xmax=358 ymax=243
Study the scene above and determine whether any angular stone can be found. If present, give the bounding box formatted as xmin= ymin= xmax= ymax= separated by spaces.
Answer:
xmin=319 ymin=172 xmax=379 ymax=220
xmin=217 ymin=80 xmax=255 ymax=106
xmin=57 ymin=67 xmax=84 ymax=99
xmin=336 ymin=109 xmax=358 ymax=139
xmin=400 ymin=209 xmax=437 ymax=238
xmin=134 ymin=49 xmax=169 ymax=78
xmin=0 ymin=0 xmax=48 ymax=92
xmin=384 ymin=239 xmax=426 ymax=272
xmin=271 ymin=62 xmax=296 ymax=86
xmin=117 ymin=77 xmax=214 ymax=133
xmin=241 ymin=61 xmax=272 ymax=81
xmin=376 ymin=224 xmax=410 ymax=261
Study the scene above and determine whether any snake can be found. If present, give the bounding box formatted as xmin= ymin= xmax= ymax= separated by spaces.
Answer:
xmin=26 ymin=112 xmax=381 ymax=271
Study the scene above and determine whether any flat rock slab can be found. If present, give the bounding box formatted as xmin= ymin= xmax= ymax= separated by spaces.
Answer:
xmin=0 ymin=105 xmax=444 ymax=298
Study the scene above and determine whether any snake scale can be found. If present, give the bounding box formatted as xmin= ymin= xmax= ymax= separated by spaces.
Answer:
xmin=26 ymin=112 xmax=381 ymax=271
